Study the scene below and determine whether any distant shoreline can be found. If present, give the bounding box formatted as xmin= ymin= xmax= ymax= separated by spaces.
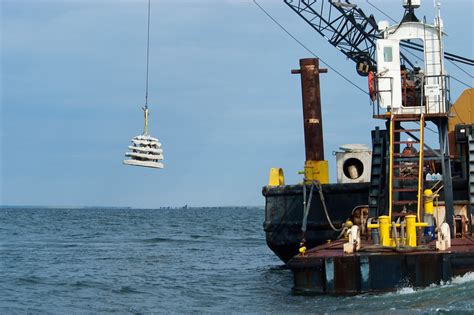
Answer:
xmin=0 ymin=205 xmax=264 ymax=210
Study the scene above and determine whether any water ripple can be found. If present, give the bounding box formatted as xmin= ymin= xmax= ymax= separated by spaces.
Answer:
xmin=1 ymin=207 xmax=473 ymax=313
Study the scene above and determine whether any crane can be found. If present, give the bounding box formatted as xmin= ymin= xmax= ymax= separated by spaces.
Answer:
xmin=284 ymin=0 xmax=474 ymax=76
xmin=283 ymin=0 xmax=474 ymax=236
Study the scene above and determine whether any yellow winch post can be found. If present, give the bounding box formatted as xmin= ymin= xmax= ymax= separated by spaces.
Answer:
xmin=304 ymin=160 xmax=329 ymax=184
xmin=424 ymin=189 xmax=435 ymax=215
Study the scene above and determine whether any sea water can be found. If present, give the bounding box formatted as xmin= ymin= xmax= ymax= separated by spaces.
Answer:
xmin=1 ymin=207 xmax=473 ymax=313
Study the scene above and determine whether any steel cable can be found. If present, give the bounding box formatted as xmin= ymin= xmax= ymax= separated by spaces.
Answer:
xmin=144 ymin=0 xmax=151 ymax=108
xmin=253 ymin=0 xmax=369 ymax=96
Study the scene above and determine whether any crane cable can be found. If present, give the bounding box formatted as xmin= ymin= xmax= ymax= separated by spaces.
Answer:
xmin=366 ymin=0 xmax=397 ymax=23
xmin=399 ymin=46 xmax=472 ymax=88
xmin=144 ymin=0 xmax=151 ymax=109
xmin=252 ymin=0 xmax=369 ymax=96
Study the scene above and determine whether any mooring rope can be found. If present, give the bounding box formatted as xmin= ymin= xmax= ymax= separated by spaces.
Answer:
xmin=301 ymin=181 xmax=343 ymax=239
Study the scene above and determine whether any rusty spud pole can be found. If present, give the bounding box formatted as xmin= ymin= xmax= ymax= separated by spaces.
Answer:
xmin=291 ymin=58 xmax=327 ymax=162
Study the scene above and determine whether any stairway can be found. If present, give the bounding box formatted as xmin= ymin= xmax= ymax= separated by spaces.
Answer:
xmin=369 ymin=127 xmax=388 ymax=218
xmin=423 ymin=28 xmax=445 ymax=113
xmin=388 ymin=114 xmax=425 ymax=222
xmin=469 ymin=131 xmax=474 ymax=232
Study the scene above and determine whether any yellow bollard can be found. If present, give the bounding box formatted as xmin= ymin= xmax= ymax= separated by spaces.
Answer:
xmin=379 ymin=216 xmax=391 ymax=247
xmin=268 ymin=168 xmax=285 ymax=186
xmin=424 ymin=189 xmax=434 ymax=215
xmin=405 ymin=214 xmax=429 ymax=247
xmin=406 ymin=215 xmax=417 ymax=247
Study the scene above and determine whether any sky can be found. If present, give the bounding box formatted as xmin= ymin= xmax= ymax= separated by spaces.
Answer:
xmin=1 ymin=0 xmax=473 ymax=208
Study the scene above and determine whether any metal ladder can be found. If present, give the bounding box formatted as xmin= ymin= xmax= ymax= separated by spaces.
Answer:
xmin=469 ymin=132 xmax=474 ymax=232
xmin=388 ymin=114 xmax=425 ymax=222
xmin=368 ymin=127 xmax=387 ymax=218
xmin=423 ymin=21 xmax=445 ymax=113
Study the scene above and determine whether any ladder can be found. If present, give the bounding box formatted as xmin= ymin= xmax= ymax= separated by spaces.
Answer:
xmin=388 ymin=114 xmax=425 ymax=222
xmin=469 ymin=132 xmax=474 ymax=233
xmin=423 ymin=23 xmax=445 ymax=113
xmin=368 ymin=127 xmax=388 ymax=218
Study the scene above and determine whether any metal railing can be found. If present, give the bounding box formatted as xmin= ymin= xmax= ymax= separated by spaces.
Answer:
xmin=423 ymin=74 xmax=451 ymax=113
xmin=372 ymin=76 xmax=393 ymax=117
xmin=371 ymin=74 xmax=451 ymax=116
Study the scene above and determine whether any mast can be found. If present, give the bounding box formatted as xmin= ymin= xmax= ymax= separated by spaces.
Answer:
xmin=292 ymin=58 xmax=329 ymax=183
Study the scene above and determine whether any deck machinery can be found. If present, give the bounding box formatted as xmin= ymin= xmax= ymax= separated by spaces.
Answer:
xmin=264 ymin=0 xmax=474 ymax=293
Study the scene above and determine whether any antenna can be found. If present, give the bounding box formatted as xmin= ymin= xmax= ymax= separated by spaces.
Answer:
xmin=434 ymin=0 xmax=443 ymax=29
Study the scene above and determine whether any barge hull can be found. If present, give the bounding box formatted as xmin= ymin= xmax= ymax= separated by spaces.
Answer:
xmin=288 ymin=237 xmax=474 ymax=295
xmin=263 ymin=182 xmax=369 ymax=263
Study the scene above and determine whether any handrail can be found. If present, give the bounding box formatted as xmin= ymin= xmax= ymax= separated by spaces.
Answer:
xmin=372 ymin=73 xmax=451 ymax=114
xmin=388 ymin=114 xmax=394 ymax=221
xmin=416 ymin=114 xmax=425 ymax=222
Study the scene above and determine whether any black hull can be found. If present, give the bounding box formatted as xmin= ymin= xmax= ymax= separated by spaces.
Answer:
xmin=287 ymin=238 xmax=474 ymax=295
xmin=262 ymin=182 xmax=370 ymax=263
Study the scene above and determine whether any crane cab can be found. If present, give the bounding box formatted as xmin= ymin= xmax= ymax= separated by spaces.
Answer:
xmin=374 ymin=11 xmax=449 ymax=115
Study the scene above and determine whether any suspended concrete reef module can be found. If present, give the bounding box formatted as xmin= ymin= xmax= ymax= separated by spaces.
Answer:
xmin=123 ymin=0 xmax=164 ymax=169
xmin=123 ymin=134 xmax=164 ymax=169
xmin=123 ymin=106 xmax=164 ymax=169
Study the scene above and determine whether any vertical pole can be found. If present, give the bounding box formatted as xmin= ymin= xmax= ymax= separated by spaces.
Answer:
xmin=416 ymin=114 xmax=425 ymax=223
xmin=388 ymin=116 xmax=394 ymax=221
xmin=438 ymin=118 xmax=455 ymax=233
xmin=291 ymin=58 xmax=328 ymax=162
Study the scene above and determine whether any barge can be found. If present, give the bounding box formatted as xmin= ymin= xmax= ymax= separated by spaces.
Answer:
xmin=263 ymin=0 xmax=474 ymax=294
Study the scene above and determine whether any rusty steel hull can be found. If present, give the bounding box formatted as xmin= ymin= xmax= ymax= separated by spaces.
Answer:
xmin=287 ymin=237 xmax=474 ymax=295
xmin=263 ymin=182 xmax=370 ymax=263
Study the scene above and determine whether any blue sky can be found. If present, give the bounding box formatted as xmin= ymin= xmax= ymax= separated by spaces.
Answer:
xmin=1 ymin=0 xmax=472 ymax=207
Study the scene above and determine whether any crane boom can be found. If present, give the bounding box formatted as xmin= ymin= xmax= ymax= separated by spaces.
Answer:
xmin=284 ymin=0 xmax=380 ymax=75
xmin=284 ymin=0 xmax=474 ymax=75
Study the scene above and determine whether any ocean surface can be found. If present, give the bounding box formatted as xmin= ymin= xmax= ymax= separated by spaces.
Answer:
xmin=1 ymin=207 xmax=473 ymax=314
